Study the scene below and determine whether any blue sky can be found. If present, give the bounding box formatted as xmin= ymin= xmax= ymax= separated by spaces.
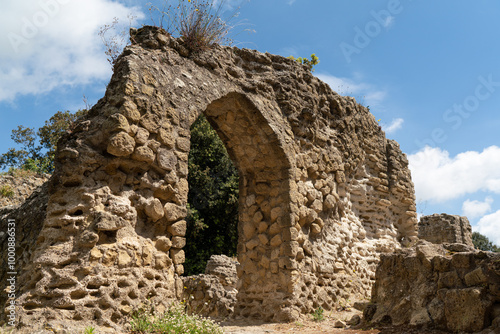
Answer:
xmin=1 ymin=0 xmax=499 ymax=245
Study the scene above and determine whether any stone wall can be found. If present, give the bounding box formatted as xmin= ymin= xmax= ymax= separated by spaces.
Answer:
xmin=182 ymin=255 xmax=239 ymax=319
xmin=419 ymin=214 xmax=473 ymax=247
xmin=0 ymin=172 xmax=50 ymax=208
xmin=366 ymin=241 xmax=500 ymax=333
xmin=0 ymin=181 xmax=49 ymax=316
xmin=1 ymin=26 xmax=417 ymax=331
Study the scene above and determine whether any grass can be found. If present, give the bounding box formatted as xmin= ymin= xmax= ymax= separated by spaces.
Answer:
xmin=83 ymin=326 xmax=95 ymax=334
xmin=0 ymin=185 xmax=14 ymax=198
xmin=130 ymin=302 xmax=223 ymax=334
xmin=311 ymin=306 xmax=325 ymax=322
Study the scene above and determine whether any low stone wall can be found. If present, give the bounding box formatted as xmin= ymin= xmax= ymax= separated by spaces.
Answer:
xmin=182 ymin=255 xmax=238 ymax=319
xmin=366 ymin=241 xmax=500 ymax=333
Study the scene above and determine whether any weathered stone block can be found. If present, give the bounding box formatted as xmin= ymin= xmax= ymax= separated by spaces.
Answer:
xmin=121 ymin=100 xmax=141 ymax=122
xmin=118 ymin=250 xmax=132 ymax=267
xmin=158 ymin=128 xmax=176 ymax=148
xmin=167 ymin=220 xmax=187 ymax=236
xmin=155 ymin=253 xmax=172 ymax=269
xmin=135 ymin=127 xmax=150 ymax=145
xmin=105 ymin=113 xmax=130 ymax=133
xmin=157 ymin=148 xmax=178 ymax=171
xmin=369 ymin=241 xmax=500 ymax=333
xmin=132 ymin=146 xmax=155 ymax=163
xmin=155 ymin=236 xmax=172 ymax=252
xmin=243 ymin=222 xmax=256 ymax=240
xmin=171 ymin=236 xmax=186 ymax=249
xmin=464 ymin=267 xmax=487 ymax=286
xmin=176 ymin=137 xmax=190 ymax=152
xmin=93 ymin=211 xmax=127 ymax=231
xmin=107 ymin=132 xmax=135 ymax=156
xmin=270 ymin=234 xmax=282 ymax=247
xmin=246 ymin=238 xmax=259 ymax=250
xmin=418 ymin=214 xmax=473 ymax=246
xmin=444 ymin=288 xmax=490 ymax=332
xmin=164 ymin=203 xmax=187 ymax=222
xmin=171 ymin=249 xmax=185 ymax=265
xmin=145 ymin=198 xmax=164 ymax=222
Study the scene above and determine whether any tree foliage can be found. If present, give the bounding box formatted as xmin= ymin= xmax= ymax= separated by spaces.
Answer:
xmin=0 ymin=110 xmax=87 ymax=174
xmin=472 ymin=232 xmax=500 ymax=252
xmin=185 ymin=115 xmax=239 ymax=275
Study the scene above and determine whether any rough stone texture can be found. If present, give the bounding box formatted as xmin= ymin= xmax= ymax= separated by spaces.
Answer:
xmin=1 ymin=26 xmax=417 ymax=331
xmin=0 ymin=172 xmax=50 ymax=208
xmin=182 ymin=255 xmax=239 ymax=319
xmin=205 ymin=255 xmax=239 ymax=287
xmin=419 ymin=214 xmax=473 ymax=247
xmin=366 ymin=241 xmax=500 ymax=333
xmin=0 ymin=180 xmax=49 ymax=315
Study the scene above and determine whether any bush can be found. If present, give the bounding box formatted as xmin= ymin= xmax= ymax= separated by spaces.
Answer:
xmin=149 ymin=0 xmax=240 ymax=52
xmin=130 ymin=302 xmax=223 ymax=334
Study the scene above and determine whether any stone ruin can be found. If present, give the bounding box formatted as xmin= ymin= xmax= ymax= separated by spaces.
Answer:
xmin=366 ymin=214 xmax=500 ymax=333
xmin=182 ymin=255 xmax=239 ymax=319
xmin=419 ymin=213 xmax=473 ymax=247
xmin=367 ymin=241 xmax=500 ymax=333
xmin=0 ymin=25 xmax=420 ymax=331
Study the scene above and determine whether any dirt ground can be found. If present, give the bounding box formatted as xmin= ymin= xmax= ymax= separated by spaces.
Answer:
xmin=221 ymin=321 xmax=451 ymax=334
xmin=221 ymin=319 xmax=378 ymax=334
xmin=219 ymin=310 xmax=450 ymax=334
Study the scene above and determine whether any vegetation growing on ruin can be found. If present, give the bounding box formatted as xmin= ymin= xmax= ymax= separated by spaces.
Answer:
xmin=0 ymin=185 xmax=14 ymax=198
xmin=288 ymin=54 xmax=320 ymax=72
xmin=129 ymin=302 xmax=223 ymax=334
xmin=311 ymin=306 xmax=325 ymax=322
xmin=148 ymin=0 xmax=240 ymax=52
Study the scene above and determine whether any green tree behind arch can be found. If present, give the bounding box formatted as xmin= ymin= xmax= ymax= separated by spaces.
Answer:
xmin=185 ymin=114 xmax=239 ymax=275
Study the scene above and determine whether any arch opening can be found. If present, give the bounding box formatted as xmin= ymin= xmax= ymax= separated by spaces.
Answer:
xmin=186 ymin=92 xmax=294 ymax=320
xmin=184 ymin=113 xmax=239 ymax=275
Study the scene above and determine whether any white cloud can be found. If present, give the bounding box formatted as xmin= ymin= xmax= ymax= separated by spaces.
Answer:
xmin=315 ymin=73 xmax=387 ymax=107
xmin=476 ymin=210 xmax=500 ymax=246
xmin=408 ymin=146 xmax=500 ymax=202
xmin=287 ymin=0 xmax=297 ymax=5
xmin=462 ymin=197 xmax=493 ymax=219
xmin=382 ymin=118 xmax=404 ymax=134
xmin=0 ymin=0 xmax=144 ymax=102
